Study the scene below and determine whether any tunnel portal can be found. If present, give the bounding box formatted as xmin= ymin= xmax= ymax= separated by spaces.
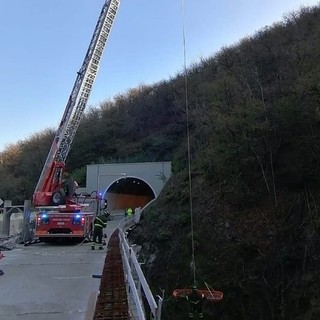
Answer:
xmin=105 ymin=177 xmax=155 ymax=211
xmin=83 ymin=162 xmax=171 ymax=212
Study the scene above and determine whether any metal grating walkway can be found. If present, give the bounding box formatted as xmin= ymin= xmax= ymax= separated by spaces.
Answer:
xmin=93 ymin=229 xmax=131 ymax=320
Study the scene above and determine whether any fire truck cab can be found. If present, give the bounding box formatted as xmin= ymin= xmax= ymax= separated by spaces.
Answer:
xmin=35 ymin=194 xmax=102 ymax=242
xmin=35 ymin=210 xmax=94 ymax=242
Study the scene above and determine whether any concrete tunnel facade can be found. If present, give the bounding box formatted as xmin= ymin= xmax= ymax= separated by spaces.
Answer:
xmin=81 ymin=162 xmax=172 ymax=211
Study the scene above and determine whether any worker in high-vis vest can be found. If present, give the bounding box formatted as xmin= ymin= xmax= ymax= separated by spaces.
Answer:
xmin=127 ymin=207 xmax=133 ymax=217
xmin=91 ymin=209 xmax=110 ymax=250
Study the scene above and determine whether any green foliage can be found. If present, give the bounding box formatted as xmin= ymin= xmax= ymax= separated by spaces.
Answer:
xmin=71 ymin=166 xmax=87 ymax=187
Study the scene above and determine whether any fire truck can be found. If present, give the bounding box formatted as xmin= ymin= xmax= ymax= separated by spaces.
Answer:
xmin=33 ymin=0 xmax=120 ymax=242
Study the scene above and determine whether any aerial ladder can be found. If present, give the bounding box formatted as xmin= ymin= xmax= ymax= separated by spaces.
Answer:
xmin=33 ymin=0 xmax=120 ymax=210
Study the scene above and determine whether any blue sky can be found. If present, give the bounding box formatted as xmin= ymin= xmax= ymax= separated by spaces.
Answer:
xmin=0 ymin=0 xmax=319 ymax=152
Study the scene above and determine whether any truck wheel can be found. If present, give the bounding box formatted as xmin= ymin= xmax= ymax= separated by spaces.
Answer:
xmin=52 ymin=190 xmax=66 ymax=206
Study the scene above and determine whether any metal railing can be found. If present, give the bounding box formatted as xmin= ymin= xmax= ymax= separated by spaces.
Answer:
xmin=118 ymin=220 xmax=163 ymax=320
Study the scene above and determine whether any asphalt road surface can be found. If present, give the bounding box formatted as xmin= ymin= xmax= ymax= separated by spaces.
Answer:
xmin=0 ymin=215 xmax=123 ymax=320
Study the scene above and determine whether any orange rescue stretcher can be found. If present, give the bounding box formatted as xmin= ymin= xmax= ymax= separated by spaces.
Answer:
xmin=173 ymin=288 xmax=223 ymax=302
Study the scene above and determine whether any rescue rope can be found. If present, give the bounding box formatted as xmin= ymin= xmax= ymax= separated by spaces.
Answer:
xmin=180 ymin=0 xmax=196 ymax=288
xmin=204 ymin=282 xmax=217 ymax=299
xmin=173 ymin=5 xmax=224 ymax=312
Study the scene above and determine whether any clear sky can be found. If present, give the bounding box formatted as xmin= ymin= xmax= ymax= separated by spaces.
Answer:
xmin=0 ymin=0 xmax=319 ymax=152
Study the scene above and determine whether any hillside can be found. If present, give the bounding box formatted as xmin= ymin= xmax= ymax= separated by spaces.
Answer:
xmin=1 ymin=4 xmax=320 ymax=319
xmin=128 ymin=6 xmax=320 ymax=320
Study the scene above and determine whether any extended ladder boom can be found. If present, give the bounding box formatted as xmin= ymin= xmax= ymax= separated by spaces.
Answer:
xmin=33 ymin=0 xmax=120 ymax=206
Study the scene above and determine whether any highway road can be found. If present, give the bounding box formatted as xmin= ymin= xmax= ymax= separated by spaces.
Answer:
xmin=0 ymin=215 xmax=123 ymax=320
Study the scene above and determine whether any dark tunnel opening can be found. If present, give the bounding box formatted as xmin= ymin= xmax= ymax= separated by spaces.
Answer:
xmin=105 ymin=177 xmax=155 ymax=211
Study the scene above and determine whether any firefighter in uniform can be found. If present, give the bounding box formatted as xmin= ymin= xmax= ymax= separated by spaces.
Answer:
xmin=186 ymin=286 xmax=206 ymax=318
xmin=91 ymin=202 xmax=110 ymax=250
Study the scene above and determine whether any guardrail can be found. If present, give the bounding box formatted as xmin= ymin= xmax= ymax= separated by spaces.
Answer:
xmin=118 ymin=215 xmax=163 ymax=320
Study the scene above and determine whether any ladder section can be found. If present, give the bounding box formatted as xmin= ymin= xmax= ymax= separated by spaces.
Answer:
xmin=34 ymin=0 xmax=120 ymax=195
xmin=56 ymin=0 xmax=120 ymax=162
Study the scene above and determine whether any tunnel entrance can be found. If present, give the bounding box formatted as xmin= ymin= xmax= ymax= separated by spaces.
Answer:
xmin=105 ymin=177 xmax=155 ymax=211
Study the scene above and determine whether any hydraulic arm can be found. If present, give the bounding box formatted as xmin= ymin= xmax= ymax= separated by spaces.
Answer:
xmin=33 ymin=0 xmax=120 ymax=207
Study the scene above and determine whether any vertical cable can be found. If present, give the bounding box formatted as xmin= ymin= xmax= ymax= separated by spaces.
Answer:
xmin=180 ymin=0 xmax=196 ymax=288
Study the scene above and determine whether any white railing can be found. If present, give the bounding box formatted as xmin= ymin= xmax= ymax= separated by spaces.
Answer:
xmin=118 ymin=224 xmax=163 ymax=320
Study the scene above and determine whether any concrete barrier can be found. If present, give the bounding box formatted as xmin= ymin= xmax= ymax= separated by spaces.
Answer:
xmin=0 ymin=212 xmax=23 ymax=236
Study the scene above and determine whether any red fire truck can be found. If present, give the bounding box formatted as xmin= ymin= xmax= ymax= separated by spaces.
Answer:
xmin=33 ymin=0 xmax=120 ymax=242
xmin=34 ymin=194 xmax=102 ymax=242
